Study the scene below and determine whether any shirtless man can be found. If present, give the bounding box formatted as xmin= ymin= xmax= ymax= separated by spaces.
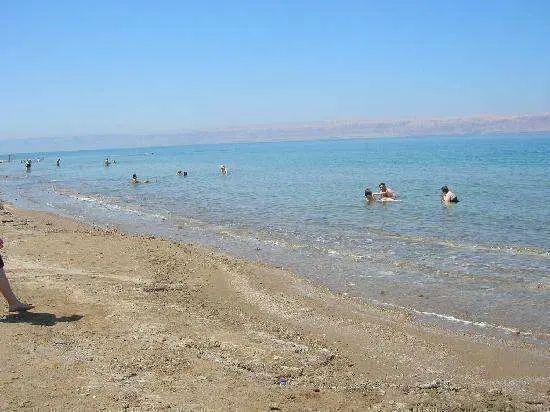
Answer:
xmin=441 ymin=186 xmax=459 ymax=204
xmin=377 ymin=183 xmax=396 ymax=200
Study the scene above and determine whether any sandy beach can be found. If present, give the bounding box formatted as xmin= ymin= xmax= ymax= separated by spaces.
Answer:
xmin=0 ymin=202 xmax=548 ymax=411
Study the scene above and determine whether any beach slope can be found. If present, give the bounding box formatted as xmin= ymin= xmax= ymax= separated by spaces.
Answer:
xmin=0 ymin=205 xmax=548 ymax=410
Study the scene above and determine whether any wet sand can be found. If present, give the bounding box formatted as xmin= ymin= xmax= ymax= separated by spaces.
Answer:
xmin=0 ymin=202 xmax=549 ymax=410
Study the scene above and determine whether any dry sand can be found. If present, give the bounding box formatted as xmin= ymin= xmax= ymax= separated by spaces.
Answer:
xmin=0 ymin=203 xmax=549 ymax=411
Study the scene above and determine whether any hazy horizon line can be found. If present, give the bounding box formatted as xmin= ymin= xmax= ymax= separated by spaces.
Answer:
xmin=1 ymin=112 xmax=550 ymax=155
xmin=3 ymin=111 xmax=550 ymax=141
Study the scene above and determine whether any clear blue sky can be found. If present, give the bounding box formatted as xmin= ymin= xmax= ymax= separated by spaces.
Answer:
xmin=1 ymin=0 xmax=549 ymax=139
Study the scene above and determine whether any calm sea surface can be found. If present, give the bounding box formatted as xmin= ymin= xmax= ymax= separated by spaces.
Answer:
xmin=1 ymin=134 xmax=549 ymax=342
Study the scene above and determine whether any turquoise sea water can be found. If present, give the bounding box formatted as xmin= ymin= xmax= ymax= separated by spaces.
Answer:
xmin=1 ymin=134 xmax=549 ymax=342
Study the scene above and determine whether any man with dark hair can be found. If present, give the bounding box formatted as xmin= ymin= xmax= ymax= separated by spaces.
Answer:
xmin=441 ymin=186 xmax=459 ymax=204
xmin=377 ymin=182 xmax=396 ymax=200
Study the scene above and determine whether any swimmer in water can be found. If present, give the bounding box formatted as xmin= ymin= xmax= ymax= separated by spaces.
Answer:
xmin=376 ymin=182 xmax=397 ymax=200
xmin=220 ymin=164 xmax=228 ymax=175
xmin=56 ymin=158 xmax=61 ymax=167
xmin=104 ymin=158 xmax=110 ymax=167
xmin=132 ymin=173 xmax=152 ymax=184
xmin=441 ymin=186 xmax=459 ymax=204
xmin=364 ymin=188 xmax=377 ymax=203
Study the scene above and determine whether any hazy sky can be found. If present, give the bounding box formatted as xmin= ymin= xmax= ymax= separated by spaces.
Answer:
xmin=1 ymin=0 xmax=549 ymax=140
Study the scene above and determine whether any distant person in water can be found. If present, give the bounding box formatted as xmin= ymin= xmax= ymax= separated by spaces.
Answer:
xmin=364 ymin=188 xmax=377 ymax=203
xmin=56 ymin=158 xmax=61 ymax=167
xmin=0 ymin=238 xmax=34 ymax=313
xmin=177 ymin=170 xmax=188 ymax=177
xmin=24 ymin=159 xmax=31 ymax=171
xmin=104 ymin=158 xmax=110 ymax=167
xmin=220 ymin=164 xmax=228 ymax=175
xmin=377 ymin=182 xmax=396 ymax=200
xmin=441 ymin=186 xmax=459 ymax=204
xmin=132 ymin=173 xmax=152 ymax=184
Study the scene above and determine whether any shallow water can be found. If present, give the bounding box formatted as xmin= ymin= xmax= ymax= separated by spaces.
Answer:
xmin=1 ymin=134 xmax=549 ymax=342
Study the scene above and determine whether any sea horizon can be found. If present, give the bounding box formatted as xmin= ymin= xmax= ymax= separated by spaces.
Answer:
xmin=2 ymin=112 xmax=550 ymax=154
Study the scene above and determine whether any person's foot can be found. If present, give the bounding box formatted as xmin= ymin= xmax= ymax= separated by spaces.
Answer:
xmin=8 ymin=303 xmax=35 ymax=312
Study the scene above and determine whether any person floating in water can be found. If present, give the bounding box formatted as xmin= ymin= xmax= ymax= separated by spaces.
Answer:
xmin=441 ymin=186 xmax=459 ymax=204
xmin=177 ymin=170 xmax=188 ymax=177
xmin=132 ymin=173 xmax=152 ymax=184
xmin=56 ymin=158 xmax=61 ymax=167
xmin=220 ymin=164 xmax=228 ymax=175
xmin=364 ymin=188 xmax=377 ymax=203
xmin=376 ymin=182 xmax=397 ymax=200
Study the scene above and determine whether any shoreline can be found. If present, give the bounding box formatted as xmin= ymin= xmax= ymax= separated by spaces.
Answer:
xmin=0 ymin=202 xmax=549 ymax=410
xmin=7 ymin=189 xmax=550 ymax=347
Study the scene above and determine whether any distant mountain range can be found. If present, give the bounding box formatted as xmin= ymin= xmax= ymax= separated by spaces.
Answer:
xmin=1 ymin=113 xmax=550 ymax=154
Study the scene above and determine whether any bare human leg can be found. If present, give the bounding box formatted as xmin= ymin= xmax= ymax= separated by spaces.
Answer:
xmin=0 ymin=267 xmax=34 ymax=312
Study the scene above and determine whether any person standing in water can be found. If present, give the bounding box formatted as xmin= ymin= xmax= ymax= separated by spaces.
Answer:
xmin=56 ymin=158 xmax=61 ymax=167
xmin=441 ymin=186 xmax=459 ymax=204
xmin=220 ymin=164 xmax=228 ymax=175
xmin=0 ymin=238 xmax=34 ymax=313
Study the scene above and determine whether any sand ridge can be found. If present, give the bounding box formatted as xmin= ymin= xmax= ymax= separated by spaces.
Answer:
xmin=0 ymin=204 xmax=549 ymax=410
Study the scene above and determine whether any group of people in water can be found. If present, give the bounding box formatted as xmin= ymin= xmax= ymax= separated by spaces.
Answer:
xmin=104 ymin=157 xmax=117 ymax=166
xmin=21 ymin=157 xmax=457 ymax=204
xmin=104 ymin=157 xmax=226 ymax=184
xmin=364 ymin=183 xmax=459 ymax=204
xmin=364 ymin=182 xmax=398 ymax=202
xmin=22 ymin=158 xmax=43 ymax=171
xmin=23 ymin=158 xmax=60 ymax=170
xmin=131 ymin=165 xmax=228 ymax=184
